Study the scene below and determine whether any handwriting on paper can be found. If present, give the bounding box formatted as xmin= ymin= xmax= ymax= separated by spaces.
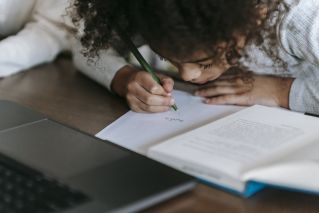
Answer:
xmin=164 ymin=117 xmax=184 ymax=122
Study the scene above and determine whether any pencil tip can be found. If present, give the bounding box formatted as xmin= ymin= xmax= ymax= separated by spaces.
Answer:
xmin=172 ymin=104 xmax=178 ymax=111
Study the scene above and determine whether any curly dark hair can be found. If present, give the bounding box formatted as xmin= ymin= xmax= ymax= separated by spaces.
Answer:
xmin=72 ymin=0 xmax=282 ymax=64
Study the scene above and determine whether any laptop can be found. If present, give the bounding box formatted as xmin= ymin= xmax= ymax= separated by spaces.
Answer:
xmin=0 ymin=100 xmax=196 ymax=213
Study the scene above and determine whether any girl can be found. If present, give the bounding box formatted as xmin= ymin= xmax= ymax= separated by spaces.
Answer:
xmin=72 ymin=0 xmax=319 ymax=115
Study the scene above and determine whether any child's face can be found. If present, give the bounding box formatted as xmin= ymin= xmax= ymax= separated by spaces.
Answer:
xmin=166 ymin=48 xmax=230 ymax=84
xmin=156 ymin=35 xmax=246 ymax=84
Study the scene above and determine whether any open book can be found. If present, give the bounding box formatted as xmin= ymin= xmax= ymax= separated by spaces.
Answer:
xmin=97 ymin=91 xmax=319 ymax=197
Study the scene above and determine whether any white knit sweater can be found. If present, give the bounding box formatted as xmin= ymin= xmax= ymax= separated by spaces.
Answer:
xmin=0 ymin=0 xmax=71 ymax=77
xmin=239 ymin=0 xmax=319 ymax=114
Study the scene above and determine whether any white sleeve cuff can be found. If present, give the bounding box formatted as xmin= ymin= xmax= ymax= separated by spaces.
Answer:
xmin=72 ymin=42 xmax=128 ymax=91
xmin=289 ymin=69 xmax=319 ymax=114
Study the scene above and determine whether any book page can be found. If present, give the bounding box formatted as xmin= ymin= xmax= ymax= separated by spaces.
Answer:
xmin=148 ymin=105 xmax=319 ymax=179
xmin=96 ymin=90 xmax=243 ymax=154
xmin=243 ymin=161 xmax=319 ymax=193
xmin=243 ymin=132 xmax=319 ymax=191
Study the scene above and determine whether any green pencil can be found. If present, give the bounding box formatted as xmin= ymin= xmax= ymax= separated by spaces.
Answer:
xmin=114 ymin=25 xmax=178 ymax=111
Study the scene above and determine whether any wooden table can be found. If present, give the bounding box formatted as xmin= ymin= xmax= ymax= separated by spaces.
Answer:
xmin=0 ymin=57 xmax=318 ymax=213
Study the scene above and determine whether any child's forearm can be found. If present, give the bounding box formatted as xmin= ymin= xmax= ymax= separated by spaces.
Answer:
xmin=277 ymin=77 xmax=294 ymax=109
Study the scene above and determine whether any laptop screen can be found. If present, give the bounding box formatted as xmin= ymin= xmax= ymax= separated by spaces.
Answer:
xmin=0 ymin=120 xmax=130 ymax=179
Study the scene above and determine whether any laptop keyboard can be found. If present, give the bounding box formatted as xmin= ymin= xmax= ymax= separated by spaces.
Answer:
xmin=0 ymin=153 xmax=90 ymax=213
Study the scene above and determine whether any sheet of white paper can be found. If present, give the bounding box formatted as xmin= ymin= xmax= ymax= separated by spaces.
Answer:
xmin=96 ymin=90 xmax=244 ymax=154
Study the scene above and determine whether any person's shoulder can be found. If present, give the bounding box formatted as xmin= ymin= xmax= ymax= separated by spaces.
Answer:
xmin=278 ymin=0 xmax=319 ymax=58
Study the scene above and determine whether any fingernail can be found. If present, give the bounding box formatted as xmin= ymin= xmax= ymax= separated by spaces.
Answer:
xmin=167 ymin=93 xmax=172 ymax=96
xmin=150 ymin=86 xmax=158 ymax=93
xmin=170 ymin=99 xmax=175 ymax=105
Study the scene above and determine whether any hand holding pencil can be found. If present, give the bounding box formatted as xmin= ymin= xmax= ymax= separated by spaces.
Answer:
xmin=111 ymin=24 xmax=178 ymax=113
xmin=111 ymin=64 xmax=176 ymax=113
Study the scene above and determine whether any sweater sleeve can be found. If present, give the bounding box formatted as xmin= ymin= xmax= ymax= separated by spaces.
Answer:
xmin=0 ymin=0 xmax=70 ymax=77
xmin=289 ymin=64 xmax=319 ymax=114
xmin=72 ymin=39 xmax=128 ymax=91
xmin=279 ymin=0 xmax=319 ymax=114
